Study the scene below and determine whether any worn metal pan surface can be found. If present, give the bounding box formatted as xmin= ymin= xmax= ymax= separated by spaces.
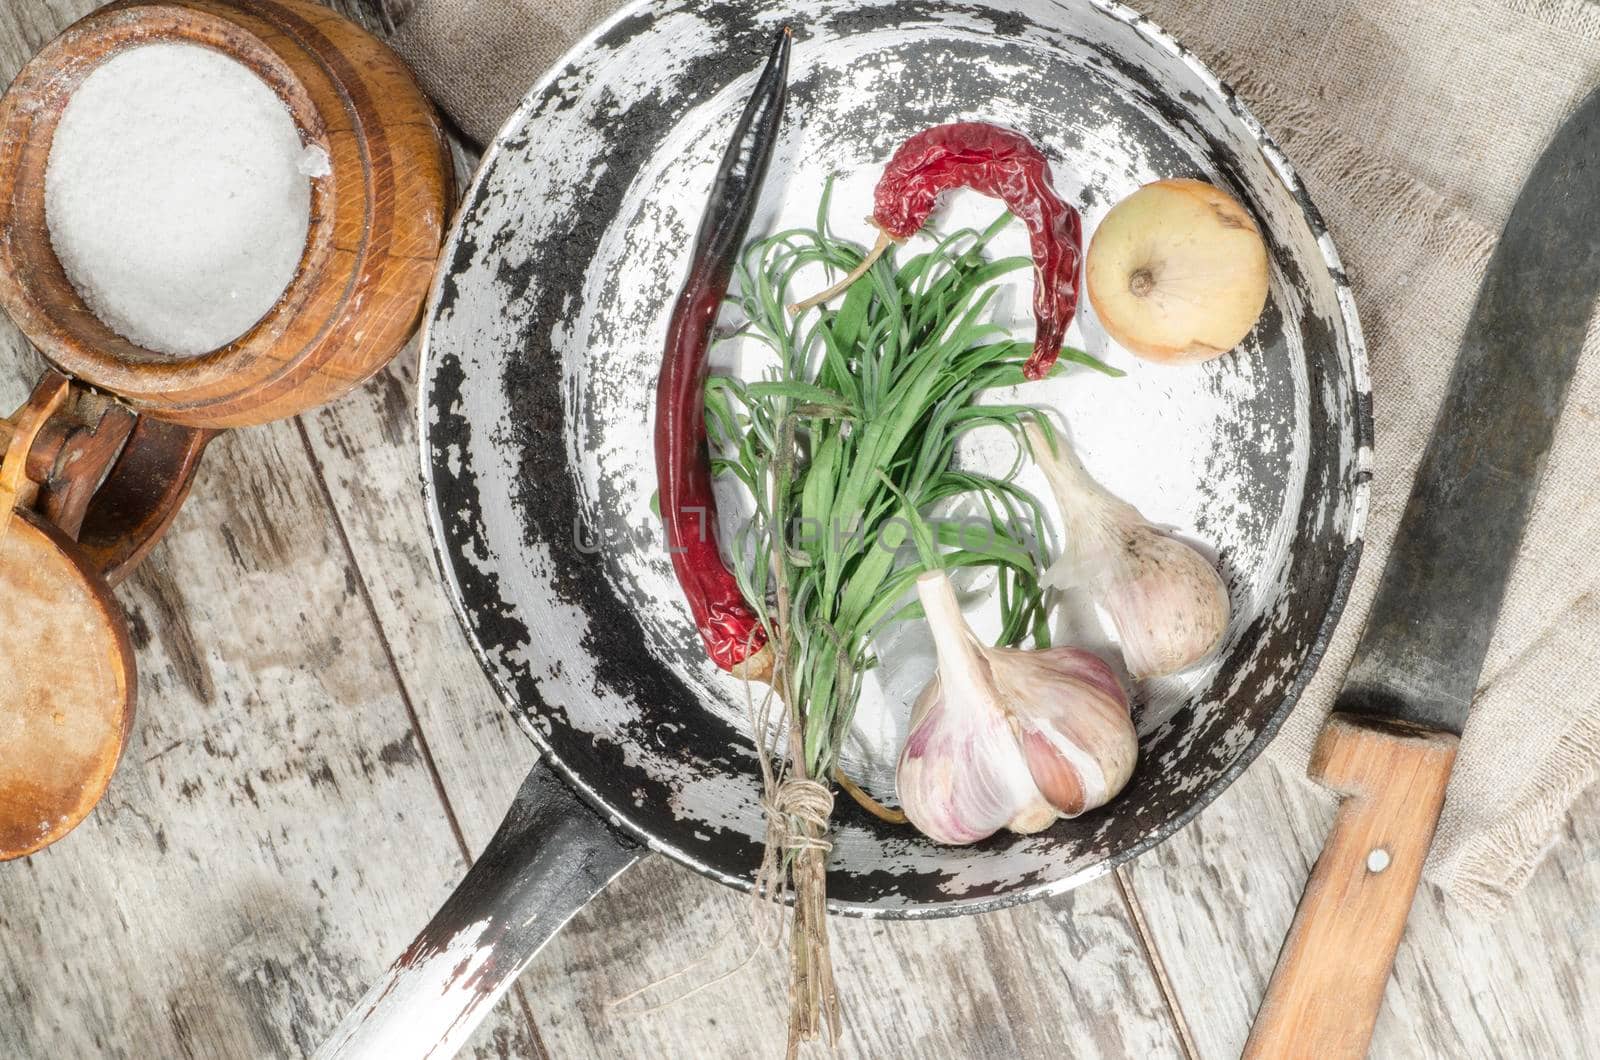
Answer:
xmin=323 ymin=0 xmax=1369 ymax=1053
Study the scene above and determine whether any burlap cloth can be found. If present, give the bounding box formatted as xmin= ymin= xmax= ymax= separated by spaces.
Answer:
xmin=389 ymin=0 xmax=1600 ymax=916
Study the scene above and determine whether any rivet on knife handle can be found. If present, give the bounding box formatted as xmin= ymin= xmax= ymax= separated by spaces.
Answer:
xmin=1242 ymin=715 xmax=1456 ymax=1059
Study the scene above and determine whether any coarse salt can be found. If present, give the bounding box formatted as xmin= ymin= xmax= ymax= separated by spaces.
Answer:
xmin=45 ymin=43 xmax=317 ymax=358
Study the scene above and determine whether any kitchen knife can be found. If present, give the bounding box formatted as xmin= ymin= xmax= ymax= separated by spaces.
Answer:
xmin=1244 ymin=84 xmax=1600 ymax=1058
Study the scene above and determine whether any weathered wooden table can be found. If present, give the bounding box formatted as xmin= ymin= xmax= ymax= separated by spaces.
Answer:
xmin=3 ymin=2 xmax=1598 ymax=1057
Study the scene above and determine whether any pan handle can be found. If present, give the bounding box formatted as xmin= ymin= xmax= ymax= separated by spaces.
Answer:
xmin=316 ymin=758 xmax=643 ymax=1059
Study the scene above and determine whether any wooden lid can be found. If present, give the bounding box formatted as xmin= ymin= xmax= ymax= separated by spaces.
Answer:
xmin=0 ymin=508 xmax=134 ymax=859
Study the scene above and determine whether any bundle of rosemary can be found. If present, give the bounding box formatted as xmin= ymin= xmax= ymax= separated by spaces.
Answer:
xmin=705 ymin=186 xmax=1117 ymax=1050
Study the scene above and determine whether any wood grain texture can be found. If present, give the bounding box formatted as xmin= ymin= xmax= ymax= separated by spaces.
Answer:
xmin=1122 ymin=758 xmax=1600 ymax=1059
xmin=0 ymin=354 xmax=542 ymax=1060
xmin=0 ymin=0 xmax=452 ymax=428
xmin=515 ymin=857 xmax=1186 ymax=1059
xmin=0 ymin=381 xmax=541 ymax=1060
xmin=0 ymin=507 xmax=134 ymax=859
xmin=0 ymin=378 xmax=201 ymax=584
xmin=0 ymin=369 xmax=66 ymax=535
xmin=1243 ymin=715 xmax=1457 ymax=1059
xmin=73 ymin=417 xmax=216 ymax=585
xmin=29 ymin=389 xmax=137 ymax=540
xmin=0 ymin=1 xmax=529 ymax=1043
xmin=2 ymin=1 xmax=1598 ymax=1058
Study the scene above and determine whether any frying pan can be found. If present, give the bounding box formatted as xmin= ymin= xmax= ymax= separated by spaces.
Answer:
xmin=321 ymin=0 xmax=1369 ymax=1054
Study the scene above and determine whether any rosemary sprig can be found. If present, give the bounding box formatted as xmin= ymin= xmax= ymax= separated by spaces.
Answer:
xmin=706 ymin=185 xmax=1119 ymax=781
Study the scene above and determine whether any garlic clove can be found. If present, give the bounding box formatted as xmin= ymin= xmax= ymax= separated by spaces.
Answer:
xmin=993 ymin=646 xmax=1138 ymax=816
xmin=897 ymin=572 xmax=1052 ymax=845
xmin=1003 ymin=794 xmax=1059 ymax=835
xmin=898 ymin=675 xmax=1052 ymax=845
xmin=1098 ymin=529 xmax=1230 ymax=679
xmin=1023 ymin=424 xmax=1142 ymax=592
xmin=1026 ymin=421 xmax=1231 ymax=679
xmin=896 ymin=570 xmax=1139 ymax=844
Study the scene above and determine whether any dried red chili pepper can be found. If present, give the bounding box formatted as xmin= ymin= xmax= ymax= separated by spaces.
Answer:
xmin=655 ymin=29 xmax=789 ymax=677
xmin=793 ymin=122 xmax=1082 ymax=381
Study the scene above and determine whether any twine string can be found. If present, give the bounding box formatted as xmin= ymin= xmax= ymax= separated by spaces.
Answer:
xmin=609 ymin=418 xmax=841 ymax=1033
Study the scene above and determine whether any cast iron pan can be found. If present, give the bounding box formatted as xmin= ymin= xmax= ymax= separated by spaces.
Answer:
xmin=321 ymin=1 xmax=1370 ymax=1054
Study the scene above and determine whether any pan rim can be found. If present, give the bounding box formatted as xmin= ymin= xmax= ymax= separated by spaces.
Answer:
xmin=417 ymin=0 xmax=1373 ymax=919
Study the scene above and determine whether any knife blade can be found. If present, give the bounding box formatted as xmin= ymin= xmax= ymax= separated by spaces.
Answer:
xmin=1341 ymin=87 xmax=1600 ymax=734
xmin=1245 ymin=83 xmax=1600 ymax=1059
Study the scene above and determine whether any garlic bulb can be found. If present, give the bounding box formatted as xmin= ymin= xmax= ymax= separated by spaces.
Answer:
xmin=1085 ymin=178 xmax=1269 ymax=365
xmin=896 ymin=570 xmax=1138 ymax=845
xmin=1007 ymin=647 xmax=1138 ymax=816
xmin=1026 ymin=421 xmax=1230 ymax=679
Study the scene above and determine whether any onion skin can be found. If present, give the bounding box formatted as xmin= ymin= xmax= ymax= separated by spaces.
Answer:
xmin=1085 ymin=178 xmax=1269 ymax=365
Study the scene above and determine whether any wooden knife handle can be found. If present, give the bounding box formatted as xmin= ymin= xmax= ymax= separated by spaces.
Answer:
xmin=1243 ymin=713 xmax=1458 ymax=1059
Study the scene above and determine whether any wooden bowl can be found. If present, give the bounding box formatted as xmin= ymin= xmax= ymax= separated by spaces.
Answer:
xmin=0 ymin=0 xmax=453 ymax=428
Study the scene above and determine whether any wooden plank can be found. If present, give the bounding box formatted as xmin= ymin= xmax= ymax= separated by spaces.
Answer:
xmin=518 ymin=858 xmax=1185 ymax=1058
xmin=0 ymin=359 xmax=538 ymax=1058
xmin=0 ymin=7 xmax=538 ymax=1057
xmin=0 ymin=0 xmax=89 ymax=56
xmin=296 ymin=343 xmax=530 ymax=861
xmin=1121 ymin=762 xmax=1600 ymax=1058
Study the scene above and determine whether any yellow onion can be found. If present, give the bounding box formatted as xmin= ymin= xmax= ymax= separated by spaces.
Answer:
xmin=1085 ymin=178 xmax=1269 ymax=364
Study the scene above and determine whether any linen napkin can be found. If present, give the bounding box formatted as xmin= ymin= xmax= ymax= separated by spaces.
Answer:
xmin=387 ymin=0 xmax=1600 ymax=916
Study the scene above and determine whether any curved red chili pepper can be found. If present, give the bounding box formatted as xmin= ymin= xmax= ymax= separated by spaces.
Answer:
xmin=656 ymin=30 xmax=789 ymax=674
xmin=873 ymin=122 xmax=1082 ymax=381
